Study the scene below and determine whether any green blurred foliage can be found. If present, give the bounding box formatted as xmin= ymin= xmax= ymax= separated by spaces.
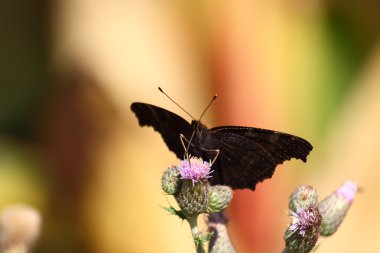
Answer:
xmin=0 ymin=0 xmax=50 ymax=139
xmin=0 ymin=140 xmax=47 ymax=209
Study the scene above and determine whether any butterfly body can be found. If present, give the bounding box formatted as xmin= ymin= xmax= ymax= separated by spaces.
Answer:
xmin=131 ymin=102 xmax=313 ymax=190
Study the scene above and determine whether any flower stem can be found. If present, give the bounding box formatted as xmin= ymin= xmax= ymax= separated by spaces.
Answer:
xmin=187 ymin=215 xmax=206 ymax=253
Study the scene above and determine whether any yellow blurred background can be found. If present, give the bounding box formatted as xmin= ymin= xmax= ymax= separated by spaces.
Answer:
xmin=1 ymin=1 xmax=380 ymax=252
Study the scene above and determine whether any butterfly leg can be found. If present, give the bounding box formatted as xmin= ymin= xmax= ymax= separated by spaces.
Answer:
xmin=180 ymin=134 xmax=220 ymax=164
xmin=180 ymin=133 xmax=219 ymax=165
xmin=180 ymin=134 xmax=191 ymax=159
xmin=196 ymin=146 xmax=220 ymax=165
xmin=212 ymin=149 xmax=220 ymax=165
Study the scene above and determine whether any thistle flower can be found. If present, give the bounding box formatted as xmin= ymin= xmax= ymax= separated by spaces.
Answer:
xmin=207 ymin=185 xmax=233 ymax=213
xmin=161 ymin=166 xmax=180 ymax=194
xmin=288 ymin=207 xmax=322 ymax=237
xmin=174 ymin=156 xmax=214 ymax=215
xmin=284 ymin=207 xmax=322 ymax=253
xmin=318 ymin=181 xmax=357 ymax=236
xmin=284 ymin=185 xmax=321 ymax=253
xmin=178 ymin=156 xmax=213 ymax=185
xmin=289 ymin=185 xmax=318 ymax=212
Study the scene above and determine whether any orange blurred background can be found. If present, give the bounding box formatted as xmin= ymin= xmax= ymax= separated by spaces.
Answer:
xmin=1 ymin=1 xmax=380 ymax=252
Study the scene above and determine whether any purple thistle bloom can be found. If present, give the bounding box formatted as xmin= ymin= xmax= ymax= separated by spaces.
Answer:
xmin=336 ymin=180 xmax=357 ymax=203
xmin=284 ymin=206 xmax=322 ymax=252
xmin=178 ymin=156 xmax=213 ymax=184
xmin=289 ymin=207 xmax=322 ymax=237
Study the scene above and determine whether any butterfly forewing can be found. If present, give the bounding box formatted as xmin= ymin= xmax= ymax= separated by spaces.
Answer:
xmin=131 ymin=102 xmax=193 ymax=159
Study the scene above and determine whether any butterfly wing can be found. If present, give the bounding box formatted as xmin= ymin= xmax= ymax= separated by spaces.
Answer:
xmin=206 ymin=126 xmax=313 ymax=190
xmin=131 ymin=102 xmax=193 ymax=159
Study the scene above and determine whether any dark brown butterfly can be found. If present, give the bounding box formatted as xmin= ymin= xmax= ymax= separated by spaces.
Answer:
xmin=131 ymin=101 xmax=312 ymax=190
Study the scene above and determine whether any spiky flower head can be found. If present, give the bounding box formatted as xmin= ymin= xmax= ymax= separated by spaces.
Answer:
xmin=285 ymin=185 xmax=321 ymax=252
xmin=318 ymin=180 xmax=357 ymax=236
xmin=178 ymin=156 xmax=213 ymax=185
xmin=288 ymin=207 xmax=322 ymax=237
xmin=161 ymin=166 xmax=180 ymax=195
xmin=284 ymin=206 xmax=322 ymax=253
xmin=207 ymin=212 xmax=236 ymax=253
xmin=207 ymin=185 xmax=233 ymax=213
xmin=175 ymin=180 xmax=210 ymax=216
xmin=289 ymin=185 xmax=318 ymax=212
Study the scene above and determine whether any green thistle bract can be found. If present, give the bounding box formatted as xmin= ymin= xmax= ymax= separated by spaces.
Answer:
xmin=289 ymin=185 xmax=318 ymax=211
xmin=207 ymin=185 xmax=233 ymax=213
xmin=175 ymin=180 xmax=209 ymax=216
xmin=161 ymin=166 xmax=180 ymax=195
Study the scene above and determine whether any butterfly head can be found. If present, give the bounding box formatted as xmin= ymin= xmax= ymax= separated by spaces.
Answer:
xmin=191 ymin=120 xmax=207 ymax=130
xmin=190 ymin=120 xmax=208 ymax=141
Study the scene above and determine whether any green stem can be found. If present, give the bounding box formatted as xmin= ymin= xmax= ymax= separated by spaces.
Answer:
xmin=187 ymin=215 xmax=206 ymax=253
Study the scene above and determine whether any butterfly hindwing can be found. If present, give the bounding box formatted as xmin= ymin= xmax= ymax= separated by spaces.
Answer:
xmin=130 ymin=102 xmax=192 ymax=159
xmin=206 ymin=126 xmax=313 ymax=189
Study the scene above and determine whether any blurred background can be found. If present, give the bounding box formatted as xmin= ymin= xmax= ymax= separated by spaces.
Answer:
xmin=1 ymin=0 xmax=380 ymax=252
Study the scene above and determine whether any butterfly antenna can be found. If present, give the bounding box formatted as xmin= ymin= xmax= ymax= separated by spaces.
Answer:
xmin=187 ymin=94 xmax=217 ymax=152
xmin=198 ymin=94 xmax=218 ymax=120
xmin=158 ymin=87 xmax=195 ymax=120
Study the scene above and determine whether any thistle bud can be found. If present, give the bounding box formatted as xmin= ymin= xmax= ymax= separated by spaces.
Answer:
xmin=318 ymin=181 xmax=357 ymax=236
xmin=161 ymin=166 xmax=180 ymax=194
xmin=207 ymin=185 xmax=233 ymax=213
xmin=289 ymin=185 xmax=318 ymax=211
xmin=284 ymin=206 xmax=322 ymax=253
xmin=175 ymin=180 xmax=209 ymax=215
xmin=207 ymin=212 xmax=236 ymax=253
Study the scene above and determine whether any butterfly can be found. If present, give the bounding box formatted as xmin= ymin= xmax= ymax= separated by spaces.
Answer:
xmin=131 ymin=101 xmax=312 ymax=190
